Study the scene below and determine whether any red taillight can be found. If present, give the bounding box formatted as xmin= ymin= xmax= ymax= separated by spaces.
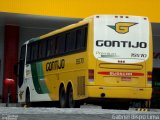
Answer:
xmin=147 ymin=72 xmax=152 ymax=84
xmin=88 ymin=69 xmax=94 ymax=82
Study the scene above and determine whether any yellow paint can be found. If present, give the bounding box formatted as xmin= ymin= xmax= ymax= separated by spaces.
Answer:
xmin=87 ymin=86 xmax=152 ymax=99
xmin=37 ymin=15 xmax=152 ymax=101
xmin=42 ymin=54 xmax=88 ymax=101
xmin=0 ymin=0 xmax=160 ymax=22
xmin=39 ymin=20 xmax=89 ymax=100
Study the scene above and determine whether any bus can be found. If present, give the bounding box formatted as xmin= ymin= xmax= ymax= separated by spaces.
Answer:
xmin=18 ymin=15 xmax=153 ymax=109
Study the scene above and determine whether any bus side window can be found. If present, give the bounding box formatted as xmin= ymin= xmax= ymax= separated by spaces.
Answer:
xmin=27 ymin=45 xmax=31 ymax=63
xmin=30 ymin=44 xmax=34 ymax=61
xmin=56 ymin=34 xmax=65 ymax=55
xmin=47 ymin=37 xmax=56 ymax=57
xmin=66 ymin=32 xmax=76 ymax=52
xmin=30 ymin=42 xmax=39 ymax=61
xmin=76 ymin=27 xmax=88 ymax=50
xmin=76 ymin=29 xmax=82 ymax=50
xmin=70 ymin=31 xmax=76 ymax=51
xmin=38 ymin=40 xmax=47 ymax=60
xmin=66 ymin=32 xmax=71 ymax=52
xmin=76 ymin=28 xmax=86 ymax=50
xmin=83 ymin=26 xmax=88 ymax=48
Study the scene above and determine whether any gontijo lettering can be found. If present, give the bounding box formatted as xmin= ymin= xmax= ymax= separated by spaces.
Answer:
xmin=46 ymin=59 xmax=65 ymax=71
xmin=96 ymin=40 xmax=147 ymax=48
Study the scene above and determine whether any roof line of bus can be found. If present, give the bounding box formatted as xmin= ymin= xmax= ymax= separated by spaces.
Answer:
xmin=38 ymin=14 xmax=149 ymax=40
xmin=22 ymin=14 xmax=149 ymax=46
xmin=39 ymin=18 xmax=91 ymax=39
xmin=22 ymin=16 xmax=94 ymax=46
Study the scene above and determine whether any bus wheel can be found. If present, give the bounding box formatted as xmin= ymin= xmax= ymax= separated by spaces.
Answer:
xmin=25 ymin=90 xmax=31 ymax=107
xmin=59 ymin=86 xmax=66 ymax=108
xmin=67 ymin=87 xmax=75 ymax=108
xmin=67 ymin=87 xmax=80 ymax=108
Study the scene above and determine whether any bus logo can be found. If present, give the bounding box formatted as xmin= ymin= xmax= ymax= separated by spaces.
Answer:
xmin=108 ymin=22 xmax=137 ymax=34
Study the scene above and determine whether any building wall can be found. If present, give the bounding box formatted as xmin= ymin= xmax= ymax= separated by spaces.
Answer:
xmin=152 ymin=23 xmax=160 ymax=68
xmin=0 ymin=26 xmax=4 ymax=97
xmin=19 ymin=27 xmax=53 ymax=47
xmin=0 ymin=0 xmax=160 ymax=22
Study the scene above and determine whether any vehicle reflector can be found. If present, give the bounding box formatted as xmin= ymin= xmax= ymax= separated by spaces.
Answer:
xmin=89 ymin=69 xmax=94 ymax=82
xmin=147 ymin=72 xmax=152 ymax=84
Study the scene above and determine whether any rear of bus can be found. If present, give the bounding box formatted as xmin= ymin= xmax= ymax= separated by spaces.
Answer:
xmin=87 ymin=15 xmax=152 ymax=107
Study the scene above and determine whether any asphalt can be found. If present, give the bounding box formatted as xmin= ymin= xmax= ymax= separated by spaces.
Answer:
xmin=0 ymin=106 xmax=160 ymax=120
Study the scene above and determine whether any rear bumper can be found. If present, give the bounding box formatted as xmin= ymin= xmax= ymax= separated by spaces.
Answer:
xmin=87 ymin=85 xmax=152 ymax=99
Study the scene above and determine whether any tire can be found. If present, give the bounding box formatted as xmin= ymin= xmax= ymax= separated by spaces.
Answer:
xmin=25 ymin=90 xmax=31 ymax=107
xmin=67 ymin=87 xmax=80 ymax=108
xmin=59 ymin=86 xmax=66 ymax=108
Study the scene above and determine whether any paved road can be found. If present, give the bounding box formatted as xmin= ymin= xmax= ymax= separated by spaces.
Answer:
xmin=0 ymin=107 xmax=160 ymax=120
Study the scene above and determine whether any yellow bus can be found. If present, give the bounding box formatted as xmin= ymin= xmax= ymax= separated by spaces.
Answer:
xmin=18 ymin=15 xmax=153 ymax=109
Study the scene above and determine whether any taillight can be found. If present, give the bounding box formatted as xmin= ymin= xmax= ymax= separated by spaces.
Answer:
xmin=147 ymin=72 xmax=152 ymax=84
xmin=88 ymin=69 xmax=94 ymax=82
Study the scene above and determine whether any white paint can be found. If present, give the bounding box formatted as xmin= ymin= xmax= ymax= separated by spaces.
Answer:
xmin=93 ymin=15 xmax=150 ymax=63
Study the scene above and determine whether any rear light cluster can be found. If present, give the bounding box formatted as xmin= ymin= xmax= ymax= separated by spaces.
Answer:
xmin=147 ymin=72 xmax=152 ymax=84
xmin=88 ymin=69 xmax=94 ymax=82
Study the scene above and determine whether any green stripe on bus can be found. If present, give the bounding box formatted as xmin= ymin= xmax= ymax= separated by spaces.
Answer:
xmin=36 ymin=62 xmax=49 ymax=93
xmin=31 ymin=63 xmax=43 ymax=94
